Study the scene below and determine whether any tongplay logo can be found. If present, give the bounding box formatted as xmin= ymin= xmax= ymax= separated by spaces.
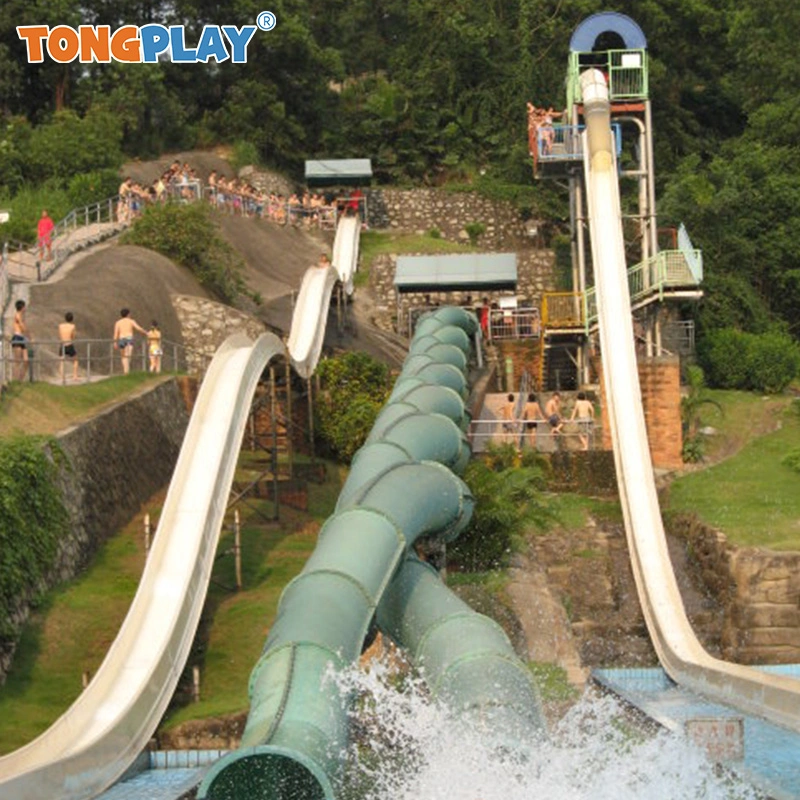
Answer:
xmin=17 ymin=13 xmax=276 ymax=64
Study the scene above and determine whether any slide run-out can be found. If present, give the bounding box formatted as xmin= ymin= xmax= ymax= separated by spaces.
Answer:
xmin=581 ymin=67 xmax=800 ymax=733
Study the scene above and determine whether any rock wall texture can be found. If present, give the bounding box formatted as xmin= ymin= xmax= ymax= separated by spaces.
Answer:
xmin=171 ymin=294 xmax=268 ymax=374
xmin=669 ymin=513 xmax=800 ymax=664
xmin=0 ymin=379 xmax=190 ymax=682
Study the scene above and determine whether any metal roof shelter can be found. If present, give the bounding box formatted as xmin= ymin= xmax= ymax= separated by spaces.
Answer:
xmin=304 ymin=159 xmax=373 ymax=186
xmin=394 ymin=253 xmax=517 ymax=293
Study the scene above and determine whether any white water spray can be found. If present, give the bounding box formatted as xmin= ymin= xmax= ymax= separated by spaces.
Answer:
xmin=331 ymin=659 xmax=760 ymax=800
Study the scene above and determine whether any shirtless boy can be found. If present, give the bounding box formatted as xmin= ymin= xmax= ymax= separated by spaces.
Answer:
xmin=58 ymin=311 xmax=79 ymax=381
xmin=113 ymin=308 xmax=147 ymax=375
xmin=11 ymin=299 xmax=29 ymax=381
xmin=569 ymin=391 xmax=595 ymax=450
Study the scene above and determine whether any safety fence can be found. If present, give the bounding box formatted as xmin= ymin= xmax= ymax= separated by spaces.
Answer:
xmin=469 ymin=416 xmax=598 ymax=452
xmin=0 ymin=337 xmax=212 ymax=386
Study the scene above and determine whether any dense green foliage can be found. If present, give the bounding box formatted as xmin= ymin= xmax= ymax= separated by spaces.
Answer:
xmin=0 ymin=436 xmax=69 ymax=640
xmin=700 ymin=328 xmax=800 ymax=393
xmin=450 ymin=445 xmax=549 ymax=571
xmin=314 ymin=352 xmax=390 ymax=463
xmin=121 ymin=203 xmax=253 ymax=304
xmin=1 ymin=1 xmax=800 ymax=346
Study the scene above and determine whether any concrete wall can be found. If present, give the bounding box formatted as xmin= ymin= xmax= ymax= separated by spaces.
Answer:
xmin=669 ymin=514 xmax=800 ymax=664
xmin=0 ymin=379 xmax=190 ymax=682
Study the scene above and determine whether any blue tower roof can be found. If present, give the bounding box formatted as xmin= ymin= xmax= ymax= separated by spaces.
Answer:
xmin=569 ymin=12 xmax=647 ymax=52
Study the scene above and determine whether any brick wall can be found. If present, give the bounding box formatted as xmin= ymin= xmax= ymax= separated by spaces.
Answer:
xmin=598 ymin=356 xmax=683 ymax=471
xmin=496 ymin=340 xmax=542 ymax=392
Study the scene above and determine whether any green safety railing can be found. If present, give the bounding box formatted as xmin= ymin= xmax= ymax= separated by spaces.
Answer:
xmin=584 ymin=248 xmax=702 ymax=332
xmin=567 ymin=48 xmax=648 ymax=110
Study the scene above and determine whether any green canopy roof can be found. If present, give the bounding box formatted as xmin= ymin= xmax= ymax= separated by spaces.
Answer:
xmin=304 ymin=159 xmax=373 ymax=185
xmin=394 ymin=253 xmax=517 ymax=292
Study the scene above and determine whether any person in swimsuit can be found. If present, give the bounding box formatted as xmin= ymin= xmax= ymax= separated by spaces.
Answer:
xmin=570 ymin=391 xmax=596 ymax=451
xmin=11 ymin=299 xmax=29 ymax=381
xmin=317 ymin=253 xmax=331 ymax=269
xmin=524 ymin=392 xmax=545 ymax=449
xmin=147 ymin=321 xmax=163 ymax=374
xmin=113 ymin=308 xmax=147 ymax=375
xmin=58 ymin=311 xmax=79 ymax=381
xmin=545 ymin=392 xmax=563 ymax=436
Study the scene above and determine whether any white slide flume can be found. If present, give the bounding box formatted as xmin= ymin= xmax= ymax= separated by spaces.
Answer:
xmin=581 ymin=67 xmax=800 ymax=733
xmin=286 ymin=262 xmax=338 ymax=379
xmin=0 ymin=333 xmax=286 ymax=800
xmin=331 ymin=213 xmax=361 ymax=295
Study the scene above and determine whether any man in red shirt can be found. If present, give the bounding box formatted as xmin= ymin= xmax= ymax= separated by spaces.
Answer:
xmin=37 ymin=209 xmax=54 ymax=261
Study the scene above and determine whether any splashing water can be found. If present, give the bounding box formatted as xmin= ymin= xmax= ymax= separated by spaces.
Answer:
xmin=331 ymin=659 xmax=760 ymax=800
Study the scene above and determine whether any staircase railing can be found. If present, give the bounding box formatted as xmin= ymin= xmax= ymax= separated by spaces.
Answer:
xmin=583 ymin=248 xmax=702 ymax=331
xmin=3 ymin=196 xmax=123 ymax=284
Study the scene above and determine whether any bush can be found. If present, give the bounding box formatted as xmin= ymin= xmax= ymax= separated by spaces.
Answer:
xmin=744 ymin=331 xmax=800 ymax=393
xmin=25 ymin=109 xmax=123 ymax=184
xmin=464 ymin=221 xmax=486 ymax=246
xmin=229 ymin=140 xmax=261 ymax=174
xmin=782 ymin=448 xmax=800 ymax=474
xmin=700 ymin=328 xmax=799 ymax=393
xmin=67 ymin=169 xmax=121 ymax=209
xmin=0 ymin=184 xmax=72 ymax=243
xmin=449 ymin=447 xmax=549 ymax=571
xmin=315 ymin=352 xmax=390 ymax=463
xmin=700 ymin=328 xmax=750 ymax=389
xmin=0 ymin=436 xmax=69 ymax=641
xmin=122 ymin=202 xmax=252 ymax=304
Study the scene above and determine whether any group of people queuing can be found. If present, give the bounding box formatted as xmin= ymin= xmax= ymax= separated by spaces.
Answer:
xmin=501 ymin=390 xmax=596 ymax=451
xmin=7 ymin=300 xmax=163 ymax=383
xmin=116 ymin=158 xmax=366 ymax=232
xmin=117 ymin=160 xmax=203 ymax=224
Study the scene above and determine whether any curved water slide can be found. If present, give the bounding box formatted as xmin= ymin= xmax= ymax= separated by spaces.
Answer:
xmin=581 ymin=68 xmax=800 ymax=733
xmin=331 ymin=213 xmax=360 ymax=295
xmin=286 ymin=213 xmax=361 ymax=378
xmin=286 ymin=263 xmax=338 ymax=379
xmin=0 ymin=333 xmax=287 ymax=800
xmin=199 ymin=307 xmax=545 ymax=800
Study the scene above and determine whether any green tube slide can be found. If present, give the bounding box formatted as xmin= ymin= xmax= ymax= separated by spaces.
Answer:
xmin=199 ymin=308 xmax=478 ymax=800
xmin=377 ymin=554 xmax=547 ymax=745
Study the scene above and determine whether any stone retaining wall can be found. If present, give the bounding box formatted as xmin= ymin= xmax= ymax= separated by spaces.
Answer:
xmin=171 ymin=294 xmax=268 ymax=373
xmin=0 ymin=379 xmax=190 ymax=681
xmin=367 ymin=188 xmax=533 ymax=248
xmin=669 ymin=513 xmax=800 ymax=663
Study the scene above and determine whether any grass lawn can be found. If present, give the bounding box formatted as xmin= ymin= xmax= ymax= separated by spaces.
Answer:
xmin=668 ymin=395 xmax=800 ymax=550
xmin=0 ymin=457 xmax=345 ymax=752
xmin=0 ymin=498 xmax=151 ymax=754
xmin=356 ymin=230 xmax=477 ymax=288
xmin=0 ymin=373 xmax=168 ymax=437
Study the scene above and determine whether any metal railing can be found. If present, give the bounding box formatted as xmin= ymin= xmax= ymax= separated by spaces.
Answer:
xmin=584 ymin=248 xmax=702 ymax=331
xmin=0 ymin=337 xmax=212 ymax=385
xmin=567 ymin=48 xmax=649 ymax=109
xmin=534 ymin=123 xmax=622 ymax=167
xmin=469 ymin=416 xmax=598 ymax=452
xmin=487 ymin=307 xmax=541 ymax=341
xmin=542 ymin=292 xmax=585 ymax=328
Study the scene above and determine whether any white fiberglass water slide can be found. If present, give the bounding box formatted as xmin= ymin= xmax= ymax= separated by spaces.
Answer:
xmin=581 ymin=68 xmax=800 ymax=733
xmin=286 ymin=263 xmax=339 ymax=379
xmin=0 ymin=332 xmax=286 ymax=800
xmin=331 ymin=213 xmax=360 ymax=294
xmin=287 ymin=212 xmax=361 ymax=378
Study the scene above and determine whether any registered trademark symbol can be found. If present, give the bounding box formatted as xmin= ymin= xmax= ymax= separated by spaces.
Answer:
xmin=256 ymin=11 xmax=276 ymax=31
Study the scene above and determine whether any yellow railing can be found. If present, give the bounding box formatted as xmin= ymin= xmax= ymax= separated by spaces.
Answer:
xmin=541 ymin=292 xmax=585 ymax=328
